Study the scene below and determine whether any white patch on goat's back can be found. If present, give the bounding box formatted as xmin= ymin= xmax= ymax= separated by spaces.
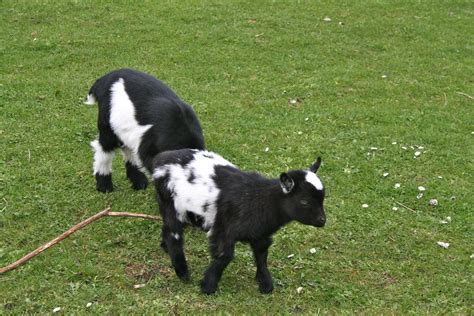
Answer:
xmin=91 ymin=139 xmax=114 ymax=175
xmin=109 ymin=78 xmax=152 ymax=153
xmin=84 ymin=94 xmax=96 ymax=105
xmin=305 ymin=171 xmax=324 ymax=191
xmin=153 ymin=151 xmax=235 ymax=230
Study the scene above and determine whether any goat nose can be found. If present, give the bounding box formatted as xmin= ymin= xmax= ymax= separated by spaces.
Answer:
xmin=315 ymin=216 xmax=326 ymax=227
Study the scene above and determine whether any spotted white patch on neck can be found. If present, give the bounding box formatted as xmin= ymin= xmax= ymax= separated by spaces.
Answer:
xmin=109 ymin=78 xmax=152 ymax=154
xmin=305 ymin=171 xmax=324 ymax=191
xmin=153 ymin=151 xmax=235 ymax=230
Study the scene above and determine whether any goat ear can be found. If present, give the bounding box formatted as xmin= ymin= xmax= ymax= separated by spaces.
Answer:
xmin=280 ymin=173 xmax=295 ymax=194
xmin=310 ymin=157 xmax=322 ymax=173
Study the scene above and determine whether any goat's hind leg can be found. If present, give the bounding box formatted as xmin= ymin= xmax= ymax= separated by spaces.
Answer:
xmin=91 ymin=130 xmax=119 ymax=192
xmin=121 ymin=147 xmax=148 ymax=190
xmin=161 ymin=210 xmax=189 ymax=281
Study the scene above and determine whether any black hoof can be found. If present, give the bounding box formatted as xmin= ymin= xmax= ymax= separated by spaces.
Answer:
xmin=200 ymin=279 xmax=217 ymax=295
xmin=126 ymin=162 xmax=148 ymax=190
xmin=258 ymin=282 xmax=274 ymax=294
xmin=131 ymin=179 xmax=148 ymax=191
xmin=96 ymin=174 xmax=113 ymax=193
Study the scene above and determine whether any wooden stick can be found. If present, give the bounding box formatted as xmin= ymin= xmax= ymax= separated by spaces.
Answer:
xmin=0 ymin=208 xmax=160 ymax=274
xmin=107 ymin=211 xmax=161 ymax=221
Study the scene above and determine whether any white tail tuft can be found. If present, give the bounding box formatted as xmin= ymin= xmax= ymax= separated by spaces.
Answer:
xmin=84 ymin=94 xmax=96 ymax=105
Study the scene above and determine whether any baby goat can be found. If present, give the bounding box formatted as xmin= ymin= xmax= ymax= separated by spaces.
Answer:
xmin=153 ymin=149 xmax=326 ymax=294
xmin=86 ymin=69 xmax=205 ymax=192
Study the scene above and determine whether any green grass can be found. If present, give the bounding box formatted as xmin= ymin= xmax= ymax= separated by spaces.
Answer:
xmin=1 ymin=0 xmax=473 ymax=314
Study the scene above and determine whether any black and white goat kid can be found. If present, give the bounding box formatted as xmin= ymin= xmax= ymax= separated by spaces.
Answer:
xmin=153 ymin=149 xmax=326 ymax=294
xmin=85 ymin=69 xmax=205 ymax=192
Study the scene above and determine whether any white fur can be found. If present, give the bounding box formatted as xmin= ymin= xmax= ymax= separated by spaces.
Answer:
xmin=153 ymin=151 xmax=235 ymax=230
xmin=305 ymin=171 xmax=324 ymax=191
xmin=84 ymin=94 xmax=96 ymax=105
xmin=121 ymin=146 xmax=145 ymax=171
xmin=91 ymin=140 xmax=114 ymax=175
xmin=109 ymin=78 xmax=152 ymax=154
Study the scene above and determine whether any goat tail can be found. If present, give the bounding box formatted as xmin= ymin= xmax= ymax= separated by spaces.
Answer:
xmin=84 ymin=93 xmax=96 ymax=105
xmin=84 ymin=79 xmax=100 ymax=105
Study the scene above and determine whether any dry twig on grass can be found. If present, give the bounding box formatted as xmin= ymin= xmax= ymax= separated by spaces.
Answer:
xmin=0 ymin=208 xmax=161 ymax=274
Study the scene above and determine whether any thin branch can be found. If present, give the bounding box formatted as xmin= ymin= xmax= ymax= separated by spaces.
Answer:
xmin=0 ymin=208 xmax=160 ymax=274
xmin=107 ymin=211 xmax=161 ymax=221
xmin=456 ymin=91 xmax=474 ymax=100
xmin=395 ymin=201 xmax=416 ymax=213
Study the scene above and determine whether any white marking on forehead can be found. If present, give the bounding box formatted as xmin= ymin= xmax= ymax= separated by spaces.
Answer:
xmin=305 ymin=171 xmax=324 ymax=191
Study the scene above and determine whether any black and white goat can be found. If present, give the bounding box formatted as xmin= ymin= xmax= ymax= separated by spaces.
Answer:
xmin=85 ymin=69 xmax=205 ymax=192
xmin=153 ymin=149 xmax=326 ymax=294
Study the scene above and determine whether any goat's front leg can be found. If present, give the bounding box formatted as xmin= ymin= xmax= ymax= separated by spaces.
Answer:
xmin=251 ymin=237 xmax=273 ymax=293
xmin=200 ymin=239 xmax=235 ymax=295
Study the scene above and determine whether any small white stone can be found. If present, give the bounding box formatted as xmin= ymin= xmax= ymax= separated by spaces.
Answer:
xmin=418 ymin=186 xmax=426 ymax=191
xmin=402 ymin=146 xmax=407 ymax=150
xmin=362 ymin=204 xmax=369 ymax=208
xmin=53 ymin=307 xmax=61 ymax=313
xmin=305 ymin=117 xmax=309 ymax=121
xmin=439 ymin=220 xmax=448 ymax=224
xmin=437 ymin=176 xmax=443 ymax=179
xmin=323 ymin=16 xmax=332 ymax=22
xmin=86 ymin=302 xmax=92 ymax=308
xmin=381 ymin=74 xmax=387 ymax=78
xmin=296 ymin=286 xmax=304 ymax=293
xmin=264 ymin=147 xmax=269 ymax=152
xmin=446 ymin=216 xmax=451 ymax=222
xmin=392 ymin=141 xmax=397 ymax=145
xmin=429 ymin=199 xmax=438 ymax=206
xmin=133 ymin=284 xmax=146 ymax=289
xmin=383 ymin=172 xmax=389 ymax=177
xmin=394 ymin=183 xmax=401 ymax=189
xmin=289 ymin=99 xmax=298 ymax=105
xmin=414 ymin=151 xmax=421 ymax=157
xmin=418 ymin=146 xmax=424 ymax=149
xmin=417 ymin=193 xmax=424 ymax=199
xmin=309 ymin=248 xmax=317 ymax=254
xmin=287 ymin=254 xmax=295 ymax=258
xmin=297 ymin=131 xmax=303 ymax=135
xmin=392 ymin=207 xmax=398 ymax=211
xmin=470 ymin=254 xmax=474 ymax=259
xmin=437 ymin=241 xmax=450 ymax=249
xmin=172 ymin=233 xmax=180 ymax=240
xmin=370 ymin=147 xmax=378 ymax=150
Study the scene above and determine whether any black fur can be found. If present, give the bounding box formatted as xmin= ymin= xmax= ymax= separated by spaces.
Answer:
xmin=88 ymin=69 xmax=205 ymax=192
xmin=153 ymin=149 xmax=326 ymax=294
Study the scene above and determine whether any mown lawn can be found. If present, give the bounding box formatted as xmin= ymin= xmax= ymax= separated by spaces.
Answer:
xmin=1 ymin=1 xmax=473 ymax=314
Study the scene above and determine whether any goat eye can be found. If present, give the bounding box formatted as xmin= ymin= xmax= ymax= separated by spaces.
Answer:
xmin=300 ymin=200 xmax=309 ymax=206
